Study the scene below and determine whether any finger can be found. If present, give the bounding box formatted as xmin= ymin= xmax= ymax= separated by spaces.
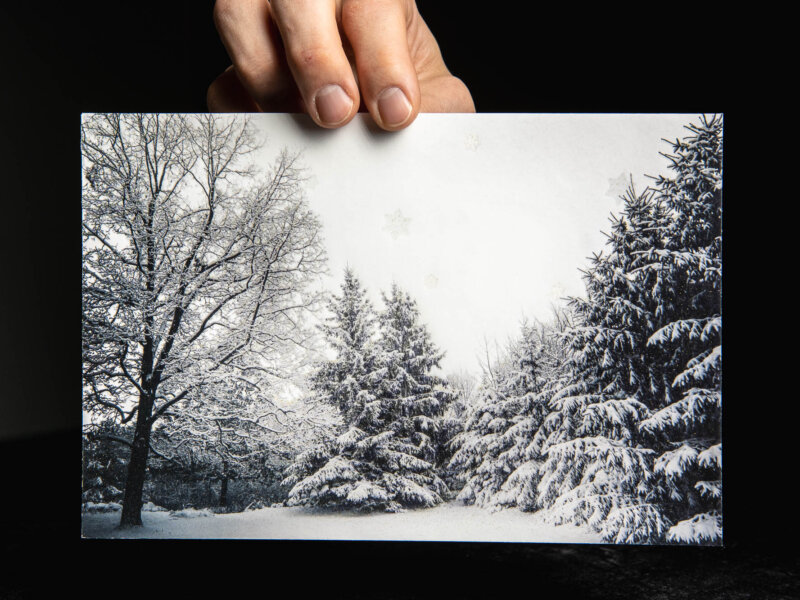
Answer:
xmin=341 ymin=0 xmax=420 ymax=130
xmin=213 ymin=0 xmax=295 ymax=110
xmin=270 ymin=0 xmax=359 ymax=128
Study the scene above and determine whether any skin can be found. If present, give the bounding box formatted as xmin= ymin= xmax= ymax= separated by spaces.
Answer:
xmin=208 ymin=0 xmax=475 ymax=130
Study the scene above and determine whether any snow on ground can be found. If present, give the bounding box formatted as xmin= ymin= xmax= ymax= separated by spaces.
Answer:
xmin=82 ymin=502 xmax=602 ymax=543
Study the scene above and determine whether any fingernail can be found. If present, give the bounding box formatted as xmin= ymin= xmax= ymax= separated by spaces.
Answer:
xmin=377 ymin=87 xmax=412 ymax=127
xmin=314 ymin=84 xmax=353 ymax=126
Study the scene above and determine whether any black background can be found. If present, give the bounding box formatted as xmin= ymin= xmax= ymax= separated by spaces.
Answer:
xmin=1 ymin=1 xmax=792 ymax=598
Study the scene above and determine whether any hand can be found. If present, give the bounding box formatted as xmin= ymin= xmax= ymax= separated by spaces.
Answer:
xmin=207 ymin=0 xmax=475 ymax=130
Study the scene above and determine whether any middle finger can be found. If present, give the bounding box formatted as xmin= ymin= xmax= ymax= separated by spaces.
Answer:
xmin=270 ymin=0 xmax=360 ymax=127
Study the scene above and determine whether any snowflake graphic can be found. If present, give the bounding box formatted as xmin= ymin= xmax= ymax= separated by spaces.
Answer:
xmin=465 ymin=134 xmax=480 ymax=152
xmin=383 ymin=209 xmax=411 ymax=239
xmin=424 ymin=274 xmax=439 ymax=289
xmin=549 ymin=282 xmax=567 ymax=301
xmin=606 ymin=172 xmax=630 ymax=202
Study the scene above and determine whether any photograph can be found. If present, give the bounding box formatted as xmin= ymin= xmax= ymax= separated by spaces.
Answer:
xmin=81 ymin=112 xmax=722 ymax=545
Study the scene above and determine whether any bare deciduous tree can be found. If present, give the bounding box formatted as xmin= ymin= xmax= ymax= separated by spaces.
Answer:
xmin=150 ymin=378 xmax=340 ymax=507
xmin=81 ymin=114 xmax=326 ymax=527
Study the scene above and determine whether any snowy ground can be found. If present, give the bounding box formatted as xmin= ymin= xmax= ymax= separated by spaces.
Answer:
xmin=82 ymin=502 xmax=602 ymax=543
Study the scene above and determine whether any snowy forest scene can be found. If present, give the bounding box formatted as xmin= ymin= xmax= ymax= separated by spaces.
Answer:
xmin=81 ymin=113 xmax=722 ymax=545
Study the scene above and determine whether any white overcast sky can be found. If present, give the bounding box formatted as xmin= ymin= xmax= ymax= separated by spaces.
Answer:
xmin=252 ymin=113 xmax=696 ymax=375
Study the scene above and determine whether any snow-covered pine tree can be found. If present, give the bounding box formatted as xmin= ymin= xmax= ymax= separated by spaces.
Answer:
xmin=437 ymin=370 xmax=477 ymax=492
xmin=638 ymin=115 xmax=723 ymax=544
xmin=448 ymin=319 xmax=551 ymax=510
xmin=536 ymin=183 xmax=672 ymax=544
xmin=282 ymin=268 xmax=378 ymax=508
xmin=362 ymin=283 xmax=454 ymax=508
xmin=311 ymin=267 xmax=378 ymax=424
xmin=285 ymin=282 xmax=455 ymax=512
xmin=536 ymin=115 xmax=723 ymax=545
xmin=493 ymin=310 xmax=575 ymax=511
xmin=447 ymin=345 xmax=523 ymax=508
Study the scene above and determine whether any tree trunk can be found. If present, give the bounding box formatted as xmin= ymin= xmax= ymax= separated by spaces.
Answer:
xmin=120 ymin=158 xmax=160 ymax=529
xmin=219 ymin=476 xmax=229 ymax=507
xmin=119 ymin=392 xmax=154 ymax=528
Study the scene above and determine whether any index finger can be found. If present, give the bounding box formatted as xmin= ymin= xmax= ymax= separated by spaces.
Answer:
xmin=213 ymin=0 xmax=295 ymax=110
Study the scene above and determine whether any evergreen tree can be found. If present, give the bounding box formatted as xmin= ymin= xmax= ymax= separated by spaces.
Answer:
xmin=311 ymin=267 xmax=378 ymax=424
xmin=448 ymin=315 xmax=565 ymax=511
xmin=535 ymin=115 xmax=723 ymax=545
xmin=437 ymin=370 xmax=477 ymax=493
xmin=638 ymin=115 xmax=723 ymax=544
xmin=282 ymin=268 xmax=378 ymax=508
xmin=285 ymin=282 xmax=454 ymax=511
xmin=447 ymin=345 xmax=526 ymax=508
xmin=536 ymin=184 xmax=670 ymax=544
xmin=494 ymin=311 xmax=574 ymax=511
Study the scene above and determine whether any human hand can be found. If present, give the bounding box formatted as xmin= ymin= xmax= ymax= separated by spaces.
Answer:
xmin=207 ymin=0 xmax=475 ymax=130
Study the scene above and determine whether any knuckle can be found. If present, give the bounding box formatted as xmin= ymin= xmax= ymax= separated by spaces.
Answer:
xmin=289 ymin=45 xmax=334 ymax=72
xmin=235 ymin=58 xmax=274 ymax=87
xmin=342 ymin=0 xmax=395 ymax=20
